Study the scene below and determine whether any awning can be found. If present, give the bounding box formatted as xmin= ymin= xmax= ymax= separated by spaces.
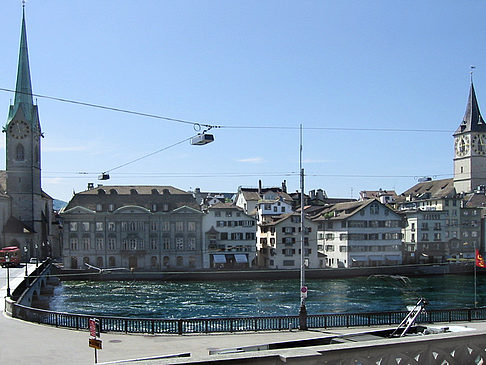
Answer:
xmin=386 ymin=255 xmax=401 ymax=261
xmin=212 ymin=254 xmax=227 ymax=264
xmin=351 ymin=256 xmax=368 ymax=262
xmin=369 ymin=255 xmax=385 ymax=261
xmin=234 ymin=254 xmax=248 ymax=263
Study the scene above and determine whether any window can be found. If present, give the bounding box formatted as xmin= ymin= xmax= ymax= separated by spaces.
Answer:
xmin=152 ymin=204 xmax=157 ymax=212
xmin=340 ymin=233 xmax=348 ymax=241
xmin=187 ymin=237 xmax=196 ymax=250
xmin=96 ymin=222 xmax=104 ymax=231
xmin=83 ymin=237 xmax=90 ymax=250
xmin=163 ymin=237 xmax=170 ymax=250
xmin=16 ymin=144 xmax=24 ymax=161
xmin=108 ymin=204 xmax=115 ymax=212
xmin=176 ymin=256 xmax=183 ymax=266
xmin=109 ymin=256 xmax=116 ymax=267
xmin=150 ymin=238 xmax=157 ymax=250
xmin=70 ymin=238 xmax=78 ymax=250
xmin=325 ymin=245 xmax=334 ymax=252
xmin=339 ymin=246 xmax=347 ymax=252
xmin=96 ymin=238 xmax=103 ymax=250
xmin=325 ymin=233 xmax=334 ymax=240
xmin=220 ymin=232 xmax=228 ymax=240
xmin=421 ymin=233 xmax=429 ymax=241
xmin=176 ymin=222 xmax=184 ymax=232
xmin=215 ymin=211 xmax=221 ymax=217
xmin=108 ymin=222 xmax=115 ymax=231
xmin=69 ymin=222 xmax=78 ymax=231
xmin=176 ymin=237 xmax=184 ymax=250
xmin=96 ymin=204 xmax=102 ymax=212
xmin=370 ymin=204 xmax=379 ymax=215
xmin=150 ymin=222 xmax=157 ymax=231
xmin=273 ymin=206 xmax=278 ymax=212
xmin=108 ymin=238 xmax=116 ymax=250
xmin=163 ymin=221 xmax=170 ymax=231
xmin=163 ymin=256 xmax=170 ymax=266
xmin=82 ymin=222 xmax=90 ymax=231
xmin=188 ymin=222 xmax=196 ymax=232
xmin=226 ymin=211 xmax=232 ymax=217
xmin=281 ymin=207 xmax=286 ymax=212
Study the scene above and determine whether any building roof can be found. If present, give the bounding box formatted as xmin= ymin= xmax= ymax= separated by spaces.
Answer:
xmin=360 ymin=190 xmax=397 ymax=199
xmin=397 ymin=178 xmax=456 ymax=201
xmin=239 ymin=187 xmax=293 ymax=203
xmin=64 ymin=185 xmax=200 ymax=212
xmin=209 ymin=202 xmax=242 ymax=210
xmin=455 ymin=82 xmax=486 ymax=135
xmin=313 ymin=199 xmax=378 ymax=221
xmin=9 ymin=9 xmax=35 ymax=123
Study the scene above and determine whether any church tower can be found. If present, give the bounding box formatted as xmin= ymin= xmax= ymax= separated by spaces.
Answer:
xmin=453 ymin=82 xmax=486 ymax=193
xmin=4 ymin=8 xmax=43 ymax=232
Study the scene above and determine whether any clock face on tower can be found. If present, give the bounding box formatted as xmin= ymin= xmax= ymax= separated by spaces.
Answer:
xmin=8 ymin=120 xmax=30 ymax=139
xmin=455 ymin=135 xmax=470 ymax=157
xmin=472 ymin=134 xmax=486 ymax=155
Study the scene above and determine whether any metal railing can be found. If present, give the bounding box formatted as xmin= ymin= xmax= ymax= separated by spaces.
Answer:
xmin=11 ymin=303 xmax=486 ymax=335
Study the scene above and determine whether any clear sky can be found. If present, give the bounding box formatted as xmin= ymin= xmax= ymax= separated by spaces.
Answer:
xmin=1 ymin=1 xmax=486 ymax=202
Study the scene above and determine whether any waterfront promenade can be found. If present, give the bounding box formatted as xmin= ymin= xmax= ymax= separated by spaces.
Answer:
xmin=3 ymin=267 xmax=486 ymax=364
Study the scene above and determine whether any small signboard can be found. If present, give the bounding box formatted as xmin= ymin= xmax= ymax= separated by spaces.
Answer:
xmin=301 ymin=286 xmax=308 ymax=298
xmin=89 ymin=318 xmax=100 ymax=337
xmin=89 ymin=338 xmax=102 ymax=350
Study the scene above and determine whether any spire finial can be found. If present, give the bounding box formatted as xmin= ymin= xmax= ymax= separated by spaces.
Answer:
xmin=22 ymin=0 xmax=25 ymax=8
xmin=471 ymin=65 xmax=476 ymax=84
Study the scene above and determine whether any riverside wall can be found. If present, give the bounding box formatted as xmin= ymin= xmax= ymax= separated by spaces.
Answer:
xmin=56 ymin=262 xmax=481 ymax=281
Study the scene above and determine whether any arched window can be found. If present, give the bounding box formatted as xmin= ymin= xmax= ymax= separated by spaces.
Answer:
xmin=96 ymin=257 xmax=103 ymax=267
xmin=16 ymin=144 xmax=24 ymax=161
xmin=109 ymin=256 xmax=116 ymax=267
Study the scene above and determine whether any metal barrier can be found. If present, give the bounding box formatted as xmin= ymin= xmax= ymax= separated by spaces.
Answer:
xmin=11 ymin=303 xmax=486 ymax=335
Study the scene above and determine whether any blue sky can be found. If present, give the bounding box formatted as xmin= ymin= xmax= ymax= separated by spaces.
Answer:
xmin=1 ymin=1 xmax=485 ymax=202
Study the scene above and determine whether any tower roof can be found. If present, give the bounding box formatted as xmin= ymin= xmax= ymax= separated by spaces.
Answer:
xmin=8 ymin=8 xmax=34 ymax=122
xmin=455 ymin=82 xmax=486 ymax=135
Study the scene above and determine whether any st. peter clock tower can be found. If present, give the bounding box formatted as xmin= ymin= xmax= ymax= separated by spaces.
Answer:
xmin=453 ymin=82 xmax=486 ymax=193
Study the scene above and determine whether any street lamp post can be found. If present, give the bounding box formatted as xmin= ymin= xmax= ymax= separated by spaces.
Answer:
xmin=5 ymin=253 xmax=11 ymax=297
xmin=298 ymin=124 xmax=308 ymax=330
xmin=24 ymin=246 xmax=28 ymax=277
xmin=34 ymin=243 xmax=38 ymax=267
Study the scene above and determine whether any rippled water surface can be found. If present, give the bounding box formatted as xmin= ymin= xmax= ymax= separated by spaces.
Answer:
xmin=49 ymin=275 xmax=486 ymax=318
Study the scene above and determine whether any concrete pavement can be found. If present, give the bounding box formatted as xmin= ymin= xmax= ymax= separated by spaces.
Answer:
xmin=2 ymin=267 xmax=486 ymax=365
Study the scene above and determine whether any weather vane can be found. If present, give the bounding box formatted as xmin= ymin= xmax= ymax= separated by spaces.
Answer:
xmin=471 ymin=65 xmax=476 ymax=83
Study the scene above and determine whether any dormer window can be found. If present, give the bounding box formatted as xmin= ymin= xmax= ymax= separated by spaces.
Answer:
xmin=130 ymin=189 xmax=138 ymax=195
xmin=110 ymin=189 xmax=117 ymax=195
xmin=152 ymin=204 xmax=157 ymax=212
xmin=96 ymin=204 xmax=102 ymax=211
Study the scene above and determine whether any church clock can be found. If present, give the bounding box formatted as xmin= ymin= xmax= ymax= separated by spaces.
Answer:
xmin=455 ymin=135 xmax=470 ymax=157
xmin=8 ymin=120 xmax=30 ymax=139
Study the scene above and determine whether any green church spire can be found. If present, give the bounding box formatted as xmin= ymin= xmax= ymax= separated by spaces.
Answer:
xmin=9 ymin=7 xmax=34 ymax=122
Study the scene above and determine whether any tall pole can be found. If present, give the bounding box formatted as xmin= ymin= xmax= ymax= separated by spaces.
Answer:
xmin=298 ymin=124 xmax=307 ymax=330
xmin=474 ymin=242 xmax=477 ymax=308
xmin=6 ymin=253 xmax=11 ymax=297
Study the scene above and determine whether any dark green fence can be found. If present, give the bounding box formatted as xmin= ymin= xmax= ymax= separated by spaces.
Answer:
xmin=11 ymin=303 xmax=486 ymax=335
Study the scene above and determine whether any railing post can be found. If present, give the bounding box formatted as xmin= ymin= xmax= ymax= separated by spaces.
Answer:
xmin=254 ymin=319 xmax=258 ymax=332
xmin=178 ymin=319 xmax=183 ymax=335
xmin=468 ymin=308 xmax=472 ymax=322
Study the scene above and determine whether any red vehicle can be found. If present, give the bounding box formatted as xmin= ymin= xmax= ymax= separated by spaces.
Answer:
xmin=0 ymin=246 xmax=21 ymax=267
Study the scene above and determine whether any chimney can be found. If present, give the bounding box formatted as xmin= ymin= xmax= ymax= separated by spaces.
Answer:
xmin=258 ymin=180 xmax=262 ymax=195
xmin=87 ymin=183 xmax=94 ymax=190
xmin=309 ymin=190 xmax=316 ymax=199
xmin=282 ymin=180 xmax=287 ymax=193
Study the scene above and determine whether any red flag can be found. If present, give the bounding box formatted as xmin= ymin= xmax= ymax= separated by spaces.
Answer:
xmin=476 ymin=249 xmax=486 ymax=268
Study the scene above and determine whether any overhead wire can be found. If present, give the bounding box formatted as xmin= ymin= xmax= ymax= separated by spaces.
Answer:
xmin=0 ymin=87 xmax=454 ymax=133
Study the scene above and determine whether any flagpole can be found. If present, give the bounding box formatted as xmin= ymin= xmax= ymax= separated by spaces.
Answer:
xmin=474 ymin=243 xmax=477 ymax=308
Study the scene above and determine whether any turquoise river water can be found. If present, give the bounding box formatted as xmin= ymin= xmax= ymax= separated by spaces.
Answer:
xmin=49 ymin=274 xmax=485 ymax=319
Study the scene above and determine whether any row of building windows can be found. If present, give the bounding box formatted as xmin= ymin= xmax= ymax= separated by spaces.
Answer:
xmin=319 ymin=232 xmax=402 ymax=241
xmin=69 ymin=237 xmax=198 ymax=251
xmin=324 ymin=244 xmax=401 ymax=252
xmin=215 ymin=220 xmax=255 ymax=227
xmin=319 ymin=220 xmax=400 ymax=229
xmin=69 ymin=221 xmax=198 ymax=232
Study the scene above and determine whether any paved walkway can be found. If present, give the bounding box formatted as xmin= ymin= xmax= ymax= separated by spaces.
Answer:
xmin=2 ymin=268 xmax=486 ymax=365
